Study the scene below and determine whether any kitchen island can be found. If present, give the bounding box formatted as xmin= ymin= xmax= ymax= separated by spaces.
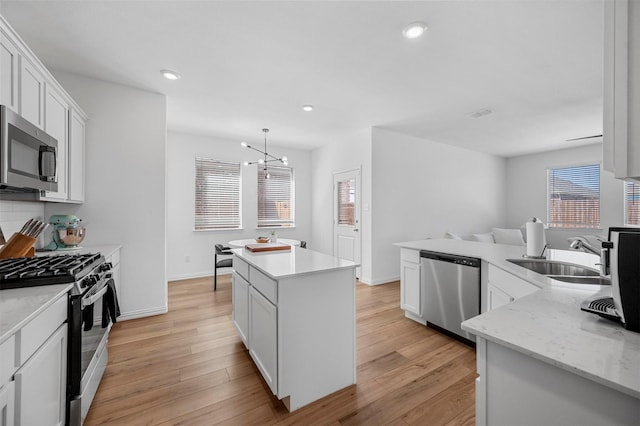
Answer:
xmin=395 ymin=239 xmax=640 ymax=426
xmin=231 ymin=246 xmax=357 ymax=412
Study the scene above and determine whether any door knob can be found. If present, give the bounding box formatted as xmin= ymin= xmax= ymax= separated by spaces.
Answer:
xmin=354 ymin=228 xmax=359 ymax=232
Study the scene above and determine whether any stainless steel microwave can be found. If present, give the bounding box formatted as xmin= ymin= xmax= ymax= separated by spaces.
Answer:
xmin=0 ymin=105 xmax=58 ymax=192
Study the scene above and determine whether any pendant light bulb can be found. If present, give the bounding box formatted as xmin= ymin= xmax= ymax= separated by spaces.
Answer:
xmin=265 ymin=171 xmax=270 ymax=179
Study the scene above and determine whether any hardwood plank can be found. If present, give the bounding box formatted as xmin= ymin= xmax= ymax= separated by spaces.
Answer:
xmin=85 ymin=276 xmax=477 ymax=425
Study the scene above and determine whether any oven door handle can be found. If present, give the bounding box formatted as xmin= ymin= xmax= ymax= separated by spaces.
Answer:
xmin=82 ymin=284 xmax=109 ymax=308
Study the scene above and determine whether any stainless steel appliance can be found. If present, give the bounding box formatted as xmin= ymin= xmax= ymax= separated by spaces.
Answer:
xmin=420 ymin=250 xmax=480 ymax=345
xmin=0 ymin=253 xmax=118 ymax=425
xmin=0 ymin=105 xmax=58 ymax=194
xmin=581 ymin=227 xmax=640 ymax=332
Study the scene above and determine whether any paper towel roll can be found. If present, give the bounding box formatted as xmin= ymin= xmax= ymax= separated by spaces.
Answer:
xmin=526 ymin=219 xmax=545 ymax=257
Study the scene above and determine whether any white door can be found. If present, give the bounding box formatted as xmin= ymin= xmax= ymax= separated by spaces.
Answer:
xmin=333 ymin=169 xmax=361 ymax=266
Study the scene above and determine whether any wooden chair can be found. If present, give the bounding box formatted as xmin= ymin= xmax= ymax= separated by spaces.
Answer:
xmin=214 ymin=244 xmax=233 ymax=291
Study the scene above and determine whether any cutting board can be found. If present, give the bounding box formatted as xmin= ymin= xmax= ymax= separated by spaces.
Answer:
xmin=245 ymin=242 xmax=291 ymax=252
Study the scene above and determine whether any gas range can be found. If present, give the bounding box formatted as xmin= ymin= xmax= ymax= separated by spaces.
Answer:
xmin=0 ymin=253 xmax=106 ymax=292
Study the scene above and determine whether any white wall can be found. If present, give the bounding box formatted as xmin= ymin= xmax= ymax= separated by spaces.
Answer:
xmin=167 ymin=131 xmax=312 ymax=280
xmin=506 ymin=143 xmax=625 ymax=249
xmin=44 ymin=72 xmax=167 ymax=320
xmin=310 ymin=128 xmax=373 ymax=282
xmin=0 ymin=201 xmax=45 ymax=246
xmin=370 ymin=128 xmax=508 ymax=284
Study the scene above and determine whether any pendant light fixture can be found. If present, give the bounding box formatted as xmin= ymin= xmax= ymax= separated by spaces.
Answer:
xmin=241 ymin=128 xmax=288 ymax=179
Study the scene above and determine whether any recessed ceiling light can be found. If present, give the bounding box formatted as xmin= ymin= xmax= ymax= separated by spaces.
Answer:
xmin=402 ymin=21 xmax=428 ymax=39
xmin=160 ymin=69 xmax=181 ymax=80
xmin=302 ymin=105 xmax=314 ymax=112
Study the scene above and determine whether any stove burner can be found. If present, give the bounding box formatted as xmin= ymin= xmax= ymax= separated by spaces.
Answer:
xmin=0 ymin=253 xmax=104 ymax=290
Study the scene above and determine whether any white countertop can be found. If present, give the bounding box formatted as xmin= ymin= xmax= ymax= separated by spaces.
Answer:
xmin=0 ymin=283 xmax=72 ymax=345
xmin=232 ymin=246 xmax=356 ymax=279
xmin=395 ymin=239 xmax=640 ymax=399
xmin=0 ymin=244 xmax=122 ymax=345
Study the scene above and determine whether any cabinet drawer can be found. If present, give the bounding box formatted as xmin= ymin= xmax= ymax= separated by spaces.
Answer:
xmin=488 ymin=265 xmax=538 ymax=300
xmin=401 ymin=248 xmax=420 ymax=264
xmin=0 ymin=335 xmax=15 ymax=383
xmin=234 ymin=256 xmax=249 ymax=280
xmin=249 ymin=267 xmax=277 ymax=305
xmin=18 ymin=294 xmax=67 ymax=364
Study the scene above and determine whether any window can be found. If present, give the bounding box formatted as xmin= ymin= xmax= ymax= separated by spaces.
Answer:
xmin=194 ymin=158 xmax=241 ymax=230
xmin=257 ymin=166 xmax=295 ymax=228
xmin=337 ymin=178 xmax=356 ymax=226
xmin=547 ymin=163 xmax=600 ymax=228
xmin=625 ymin=181 xmax=640 ymax=226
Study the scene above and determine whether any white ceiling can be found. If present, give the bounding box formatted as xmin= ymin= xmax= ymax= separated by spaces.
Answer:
xmin=0 ymin=0 xmax=604 ymax=157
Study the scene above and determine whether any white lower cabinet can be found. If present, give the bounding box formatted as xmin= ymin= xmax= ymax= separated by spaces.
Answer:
xmin=0 ymin=381 xmax=15 ymax=426
xmin=14 ymin=323 xmax=67 ymax=426
xmin=232 ymin=272 xmax=250 ymax=347
xmin=231 ymin=253 xmax=356 ymax=411
xmin=399 ymin=248 xmax=423 ymax=322
xmin=487 ymin=282 xmax=513 ymax=310
xmin=248 ymin=287 xmax=277 ymax=394
xmin=485 ymin=265 xmax=537 ymax=311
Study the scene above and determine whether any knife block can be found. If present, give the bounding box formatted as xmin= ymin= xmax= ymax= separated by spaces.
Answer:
xmin=0 ymin=233 xmax=37 ymax=259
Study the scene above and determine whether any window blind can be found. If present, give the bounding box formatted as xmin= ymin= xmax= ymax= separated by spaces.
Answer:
xmin=625 ymin=181 xmax=640 ymax=226
xmin=195 ymin=158 xmax=241 ymax=230
xmin=257 ymin=166 xmax=295 ymax=228
xmin=547 ymin=163 xmax=600 ymax=228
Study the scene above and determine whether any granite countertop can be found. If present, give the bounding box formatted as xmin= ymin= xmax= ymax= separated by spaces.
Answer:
xmin=395 ymin=239 xmax=640 ymax=399
xmin=232 ymin=246 xmax=357 ymax=279
xmin=0 ymin=244 xmax=122 ymax=345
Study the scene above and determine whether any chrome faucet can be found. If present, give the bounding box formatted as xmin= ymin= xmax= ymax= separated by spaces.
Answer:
xmin=568 ymin=237 xmax=601 ymax=256
xmin=568 ymin=236 xmax=609 ymax=276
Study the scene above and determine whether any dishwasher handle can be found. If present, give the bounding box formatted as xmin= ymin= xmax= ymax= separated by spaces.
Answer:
xmin=419 ymin=250 xmax=480 ymax=268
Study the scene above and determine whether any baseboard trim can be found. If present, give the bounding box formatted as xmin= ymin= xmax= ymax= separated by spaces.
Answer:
xmin=168 ymin=267 xmax=234 ymax=282
xmin=119 ymin=306 xmax=168 ymax=321
xmin=359 ymin=275 xmax=400 ymax=286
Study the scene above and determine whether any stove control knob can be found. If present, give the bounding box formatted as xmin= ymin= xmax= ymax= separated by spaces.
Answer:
xmin=99 ymin=262 xmax=112 ymax=272
xmin=83 ymin=275 xmax=98 ymax=288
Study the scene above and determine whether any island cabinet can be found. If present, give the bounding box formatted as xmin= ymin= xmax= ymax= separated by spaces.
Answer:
xmin=231 ymin=248 xmax=356 ymax=412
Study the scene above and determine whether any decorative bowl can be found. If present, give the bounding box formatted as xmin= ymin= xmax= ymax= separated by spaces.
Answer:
xmin=255 ymin=237 xmax=270 ymax=243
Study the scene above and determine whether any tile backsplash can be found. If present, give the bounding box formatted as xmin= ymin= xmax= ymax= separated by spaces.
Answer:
xmin=0 ymin=200 xmax=46 ymax=247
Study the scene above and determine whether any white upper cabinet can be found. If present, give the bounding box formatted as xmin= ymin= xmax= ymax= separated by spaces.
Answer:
xmin=0 ymin=30 xmax=19 ymax=111
xmin=42 ymin=84 xmax=69 ymax=201
xmin=603 ymin=0 xmax=640 ymax=181
xmin=68 ymin=108 xmax=86 ymax=203
xmin=19 ymin=56 xmax=45 ymax=130
xmin=0 ymin=14 xmax=87 ymax=203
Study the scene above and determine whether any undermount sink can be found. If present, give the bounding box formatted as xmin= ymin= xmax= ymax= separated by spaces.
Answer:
xmin=546 ymin=275 xmax=612 ymax=285
xmin=507 ymin=259 xmax=600 ymax=277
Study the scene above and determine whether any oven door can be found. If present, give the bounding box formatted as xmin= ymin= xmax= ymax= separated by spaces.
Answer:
xmin=68 ymin=277 xmax=113 ymax=425
xmin=1 ymin=105 xmax=58 ymax=191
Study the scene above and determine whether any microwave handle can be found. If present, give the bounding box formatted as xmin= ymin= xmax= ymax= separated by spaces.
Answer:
xmin=39 ymin=146 xmax=56 ymax=182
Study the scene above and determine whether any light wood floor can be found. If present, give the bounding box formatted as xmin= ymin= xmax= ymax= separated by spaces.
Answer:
xmin=85 ymin=276 xmax=476 ymax=425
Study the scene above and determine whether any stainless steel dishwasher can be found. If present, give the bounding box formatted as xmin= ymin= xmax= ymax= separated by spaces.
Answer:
xmin=420 ymin=250 xmax=480 ymax=345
